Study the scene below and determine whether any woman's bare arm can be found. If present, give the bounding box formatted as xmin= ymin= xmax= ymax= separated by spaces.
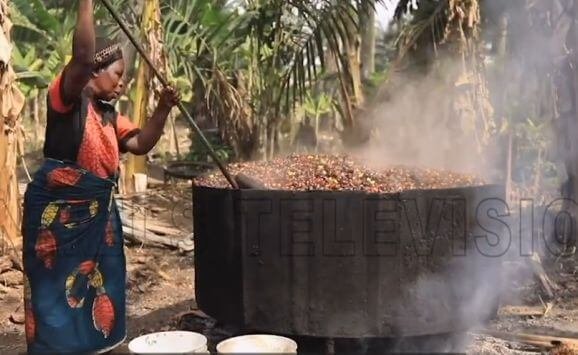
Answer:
xmin=123 ymin=86 xmax=180 ymax=155
xmin=61 ymin=0 xmax=96 ymax=104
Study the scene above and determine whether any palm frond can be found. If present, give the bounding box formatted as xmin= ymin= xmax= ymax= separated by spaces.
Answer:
xmin=272 ymin=0 xmax=380 ymax=116
xmin=394 ymin=0 xmax=416 ymax=20
xmin=393 ymin=0 xmax=448 ymax=64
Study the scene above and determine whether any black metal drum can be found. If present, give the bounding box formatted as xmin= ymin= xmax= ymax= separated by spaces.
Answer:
xmin=192 ymin=184 xmax=507 ymax=338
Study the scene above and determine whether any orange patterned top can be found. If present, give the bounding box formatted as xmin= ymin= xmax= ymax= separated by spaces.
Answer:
xmin=48 ymin=74 xmax=139 ymax=179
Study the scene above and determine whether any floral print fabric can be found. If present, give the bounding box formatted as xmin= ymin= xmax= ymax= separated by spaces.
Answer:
xmin=22 ymin=159 xmax=126 ymax=353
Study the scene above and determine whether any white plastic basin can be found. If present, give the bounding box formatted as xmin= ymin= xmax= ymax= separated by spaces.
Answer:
xmin=128 ymin=331 xmax=208 ymax=354
xmin=216 ymin=334 xmax=298 ymax=353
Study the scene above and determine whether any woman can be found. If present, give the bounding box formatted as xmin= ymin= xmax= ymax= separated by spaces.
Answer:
xmin=21 ymin=0 xmax=179 ymax=353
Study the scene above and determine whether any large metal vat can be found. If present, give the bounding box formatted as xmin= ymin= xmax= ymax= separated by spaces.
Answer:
xmin=192 ymin=184 xmax=507 ymax=338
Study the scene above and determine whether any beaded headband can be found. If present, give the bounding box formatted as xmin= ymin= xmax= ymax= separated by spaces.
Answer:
xmin=94 ymin=43 xmax=123 ymax=70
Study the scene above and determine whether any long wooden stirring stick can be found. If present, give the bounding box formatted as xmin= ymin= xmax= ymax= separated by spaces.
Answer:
xmin=99 ymin=0 xmax=239 ymax=189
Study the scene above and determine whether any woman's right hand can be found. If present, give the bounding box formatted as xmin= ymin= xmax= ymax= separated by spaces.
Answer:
xmin=158 ymin=86 xmax=181 ymax=110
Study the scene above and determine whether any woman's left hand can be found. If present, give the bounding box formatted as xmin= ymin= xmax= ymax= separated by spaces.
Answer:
xmin=158 ymin=86 xmax=181 ymax=109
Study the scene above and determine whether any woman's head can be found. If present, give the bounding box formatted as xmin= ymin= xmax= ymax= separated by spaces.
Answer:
xmin=88 ymin=37 xmax=125 ymax=102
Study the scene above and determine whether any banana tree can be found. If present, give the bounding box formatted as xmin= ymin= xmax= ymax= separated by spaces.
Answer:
xmin=0 ymin=0 xmax=25 ymax=246
xmin=11 ymin=45 xmax=48 ymax=150
xmin=10 ymin=0 xmax=75 ymax=84
xmin=122 ymin=0 xmax=167 ymax=193
xmin=10 ymin=0 xmax=134 ymax=89
xmin=9 ymin=0 xmax=73 ymax=153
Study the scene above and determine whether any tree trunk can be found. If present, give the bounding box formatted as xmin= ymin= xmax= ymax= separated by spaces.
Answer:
xmin=335 ymin=53 xmax=355 ymax=129
xmin=345 ymin=37 xmax=364 ymax=108
xmin=560 ymin=0 xmax=578 ymax=253
xmin=0 ymin=0 xmax=26 ymax=248
xmin=360 ymin=5 xmax=376 ymax=81
xmin=124 ymin=0 xmax=167 ymax=193
xmin=335 ymin=11 xmax=367 ymax=149
xmin=496 ymin=12 xmax=511 ymax=199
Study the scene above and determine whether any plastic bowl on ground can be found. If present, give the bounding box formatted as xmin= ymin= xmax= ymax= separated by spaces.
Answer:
xmin=216 ymin=334 xmax=298 ymax=354
xmin=128 ymin=331 xmax=208 ymax=354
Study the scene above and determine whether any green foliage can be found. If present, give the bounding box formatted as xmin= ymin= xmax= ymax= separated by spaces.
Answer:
xmin=303 ymin=92 xmax=333 ymax=118
xmin=156 ymin=0 xmax=384 ymax=158
xmin=10 ymin=0 xmax=386 ymax=160
xmin=10 ymin=0 xmax=73 ymax=90
xmin=187 ymin=132 xmax=234 ymax=163
xmin=245 ymin=0 xmax=368 ymax=116
xmin=10 ymin=0 xmax=129 ymax=93
xmin=161 ymin=0 xmax=245 ymax=100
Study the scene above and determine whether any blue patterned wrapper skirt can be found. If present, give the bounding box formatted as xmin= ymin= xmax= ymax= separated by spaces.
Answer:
xmin=21 ymin=159 xmax=126 ymax=354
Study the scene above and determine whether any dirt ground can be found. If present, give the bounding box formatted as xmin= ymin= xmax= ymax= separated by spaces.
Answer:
xmin=1 ymin=172 xmax=577 ymax=353
xmin=467 ymin=256 xmax=578 ymax=355
xmin=0 ymin=246 xmax=196 ymax=353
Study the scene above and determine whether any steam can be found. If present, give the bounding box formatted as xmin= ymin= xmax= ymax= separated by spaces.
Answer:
xmin=355 ymin=57 xmax=502 ymax=185
xmin=356 ymin=0 xmax=571 ymax=195
xmin=343 ymin=0 xmax=573 ymax=351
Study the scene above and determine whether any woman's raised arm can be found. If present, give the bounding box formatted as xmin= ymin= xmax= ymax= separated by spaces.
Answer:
xmin=60 ymin=0 xmax=96 ymax=104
